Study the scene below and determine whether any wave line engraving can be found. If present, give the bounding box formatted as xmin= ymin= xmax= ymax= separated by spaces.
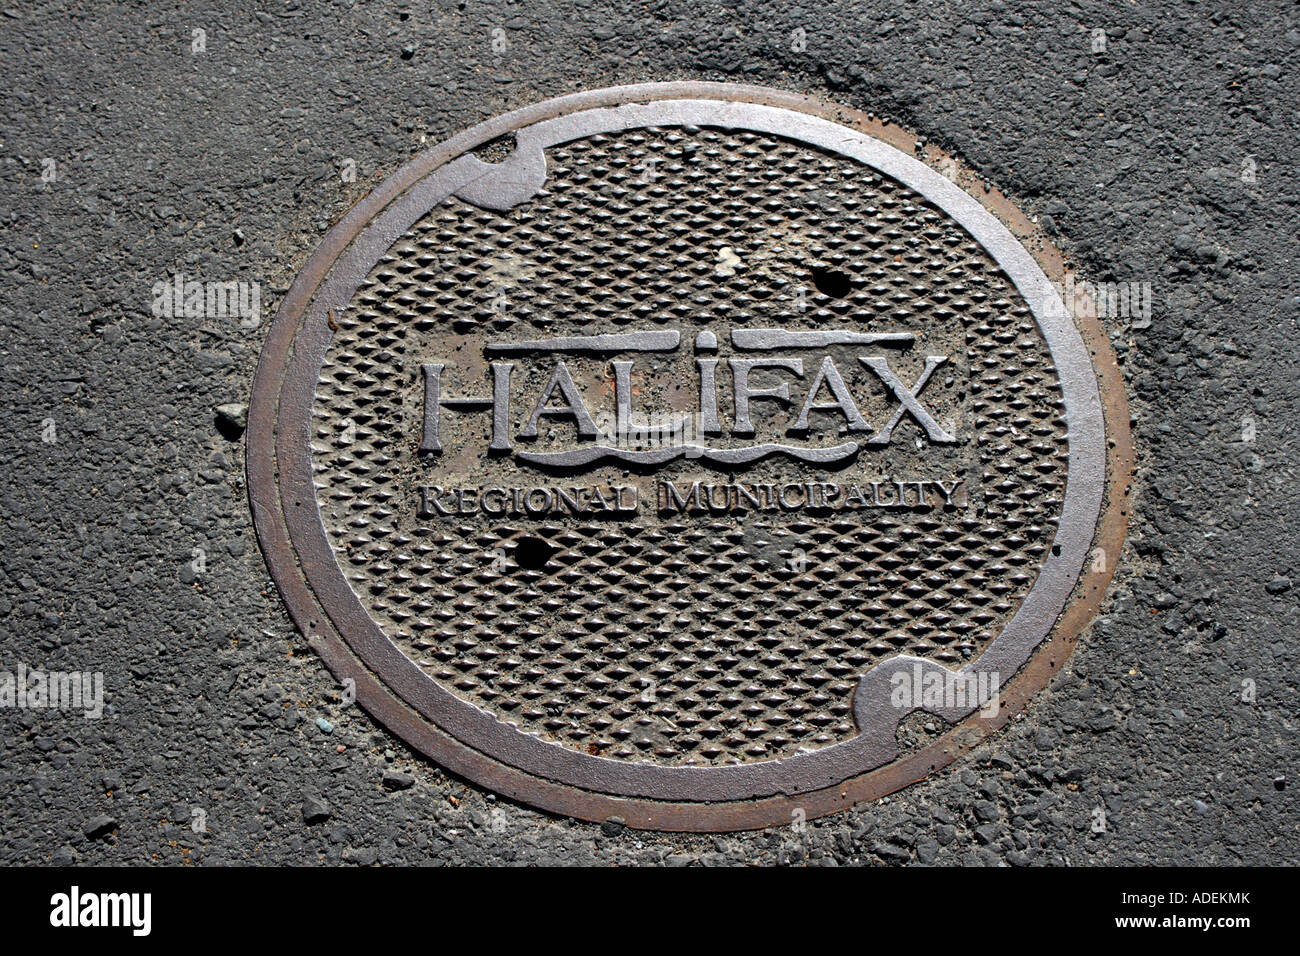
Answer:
xmin=517 ymin=441 xmax=861 ymax=468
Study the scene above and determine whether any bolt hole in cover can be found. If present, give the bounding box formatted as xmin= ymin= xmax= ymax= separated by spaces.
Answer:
xmin=247 ymin=83 xmax=1131 ymax=831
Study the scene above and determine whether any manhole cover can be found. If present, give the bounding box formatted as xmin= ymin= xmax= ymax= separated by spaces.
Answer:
xmin=248 ymin=83 xmax=1131 ymax=830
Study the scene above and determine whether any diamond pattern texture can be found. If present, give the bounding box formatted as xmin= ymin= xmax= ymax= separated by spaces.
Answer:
xmin=311 ymin=127 xmax=1067 ymax=765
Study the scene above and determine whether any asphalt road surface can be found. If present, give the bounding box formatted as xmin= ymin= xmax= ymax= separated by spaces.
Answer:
xmin=1 ymin=0 xmax=1296 ymax=865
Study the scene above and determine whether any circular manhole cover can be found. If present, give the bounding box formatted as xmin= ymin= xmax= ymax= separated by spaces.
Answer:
xmin=248 ymin=83 xmax=1131 ymax=830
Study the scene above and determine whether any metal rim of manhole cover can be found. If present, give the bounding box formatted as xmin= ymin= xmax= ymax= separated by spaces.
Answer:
xmin=248 ymin=82 xmax=1132 ymax=831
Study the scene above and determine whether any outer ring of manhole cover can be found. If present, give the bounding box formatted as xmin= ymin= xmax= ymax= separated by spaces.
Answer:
xmin=248 ymin=82 xmax=1132 ymax=831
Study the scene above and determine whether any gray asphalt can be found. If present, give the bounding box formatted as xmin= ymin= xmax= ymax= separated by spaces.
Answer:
xmin=1 ymin=0 xmax=1296 ymax=865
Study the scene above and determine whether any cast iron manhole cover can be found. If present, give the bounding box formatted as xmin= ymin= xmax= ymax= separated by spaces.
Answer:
xmin=248 ymin=83 xmax=1131 ymax=830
